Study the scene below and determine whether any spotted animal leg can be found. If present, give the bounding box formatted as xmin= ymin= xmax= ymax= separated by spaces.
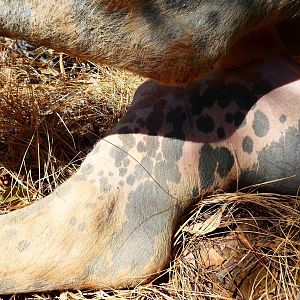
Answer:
xmin=0 ymin=86 xmax=198 ymax=293
xmin=0 ymin=128 xmax=190 ymax=293
xmin=1 ymin=49 xmax=300 ymax=294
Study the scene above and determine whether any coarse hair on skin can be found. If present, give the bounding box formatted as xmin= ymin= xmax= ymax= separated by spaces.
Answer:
xmin=0 ymin=0 xmax=299 ymax=84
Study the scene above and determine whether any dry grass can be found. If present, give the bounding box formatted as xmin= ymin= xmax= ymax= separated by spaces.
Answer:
xmin=0 ymin=38 xmax=143 ymax=206
xmin=0 ymin=39 xmax=299 ymax=300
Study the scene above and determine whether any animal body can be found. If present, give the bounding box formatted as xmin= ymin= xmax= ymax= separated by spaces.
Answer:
xmin=0 ymin=0 xmax=299 ymax=295
xmin=0 ymin=0 xmax=299 ymax=84
xmin=1 ymin=30 xmax=300 ymax=293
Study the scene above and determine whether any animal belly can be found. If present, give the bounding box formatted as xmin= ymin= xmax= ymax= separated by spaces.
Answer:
xmin=122 ymin=51 xmax=300 ymax=196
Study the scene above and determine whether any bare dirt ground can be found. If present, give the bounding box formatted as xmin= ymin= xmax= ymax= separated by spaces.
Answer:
xmin=0 ymin=39 xmax=299 ymax=300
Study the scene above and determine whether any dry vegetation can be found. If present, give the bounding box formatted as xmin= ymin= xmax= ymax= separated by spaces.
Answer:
xmin=0 ymin=39 xmax=299 ymax=300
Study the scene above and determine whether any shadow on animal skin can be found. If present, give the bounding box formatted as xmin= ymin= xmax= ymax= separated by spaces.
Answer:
xmin=0 ymin=45 xmax=299 ymax=293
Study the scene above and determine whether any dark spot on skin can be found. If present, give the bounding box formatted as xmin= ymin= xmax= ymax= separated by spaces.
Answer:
xmin=69 ymin=217 xmax=77 ymax=226
xmin=224 ymin=83 xmax=258 ymax=111
xmin=99 ymin=177 xmax=112 ymax=192
xmin=214 ymin=85 xmax=234 ymax=108
xmin=145 ymin=136 xmax=160 ymax=158
xmin=115 ymin=159 xmax=122 ymax=168
xmin=140 ymin=156 xmax=154 ymax=173
xmin=242 ymin=136 xmax=254 ymax=154
xmin=81 ymin=163 xmax=94 ymax=175
xmin=78 ymin=223 xmax=87 ymax=232
xmin=141 ymin=2 xmax=164 ymax=27
xmin=123 ymin=159 xmax=130 ymax=167
xmin=233 ymin=111 xmax=246 ymax=127
xmin=217 ymin=127 xmax=225 ymax=139
xmin=110 ymin=147 xmax=127 ymax=168
xmin=225 ymin=112 xmax=233 ymax=124
xmin=191 ymin=83 xmax=258 ymax=115
xmin=152 ymin=137 xmax=184 ymax=189
xmin=280 ymin=114 xmax=287 ymax=123
xmin=161 ymin=138 xmax=184 ymax=162
xmin=144 ymin=100 xmax=166 ymax=135
xmin=166 ymin=106 xmax=187 ymax=140
xmin=197 ymin=115 xmax=214 ymax=133
xmin=17 ymin=240 xmax=30 ymax=252
xmin=119 ymin=181 xmax=124 ymax=187
xmin=253 ymin=110 xmax=270 ymax=137
xmin=154 ymin=161 xmax=181 ymax=190
xmin=126 ymin=175 xmax=135 ymax=186
xmin=110 ymin=180 xmax=174 ymax=273
xmin=118 ymin=131 xmax=136 ymax=150
xmin=190 ymin=85 xmax=217 ymax=115
xmin=108 ymin=172 xmax=113 ymax=176
xmin=199 ymin=144 xmax=234 ymax=189
xmin=119 ymin=168 xmax=127 ymax=177
xmin=206 ymin=10 xmax=220 ymax=27
xmin=137 ymin=141 xmax=147 ymax=152
xmin=238 ymin=122 xmax=300 ymax=194
xmin=97 ymin=196 xmax=103 ymax=201
xmin=133 ymin=164 xmax=147 ymax=180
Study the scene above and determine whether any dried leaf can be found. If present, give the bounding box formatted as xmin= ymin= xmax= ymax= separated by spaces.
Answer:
xmin=200 ymin=247 xmax=225 ymax=268
xmin=183 ymin=206 xmax=226 ymax=236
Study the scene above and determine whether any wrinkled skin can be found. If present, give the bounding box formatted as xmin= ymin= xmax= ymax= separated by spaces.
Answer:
xmin=0 ymin=0 xmax=300 ymax=295
xmin=0 ymin=0 xmax=299 ymax=84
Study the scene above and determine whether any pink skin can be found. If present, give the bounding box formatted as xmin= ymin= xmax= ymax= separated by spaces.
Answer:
xmin=0 ymin=28 xmax=299 ymax=293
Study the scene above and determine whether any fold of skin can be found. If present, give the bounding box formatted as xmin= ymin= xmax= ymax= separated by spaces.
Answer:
xmin=0 ymin=0 xmax=298 ymax=84
xmin=0 ymin=49 xmax=299 ymax=293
